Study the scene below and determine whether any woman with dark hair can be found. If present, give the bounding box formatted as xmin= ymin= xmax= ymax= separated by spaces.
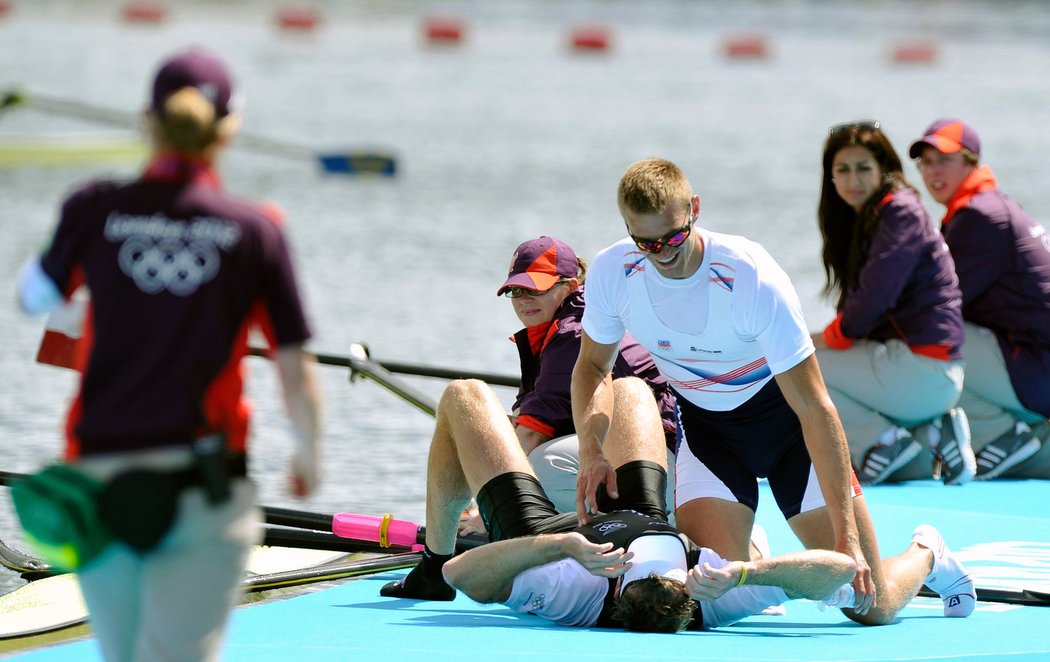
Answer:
xmin=813 ymin=121 xmax=971 ymax=486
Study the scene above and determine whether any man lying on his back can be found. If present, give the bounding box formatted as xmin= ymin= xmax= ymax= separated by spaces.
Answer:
xmin=375 ymin=371 xmax=974 ymax=632
xmin=443 ymin=509 xmax=862 ymax=631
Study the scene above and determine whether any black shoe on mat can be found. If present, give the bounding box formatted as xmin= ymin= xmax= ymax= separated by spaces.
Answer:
xmin=380 ymin=562 xmax=456 ymax=601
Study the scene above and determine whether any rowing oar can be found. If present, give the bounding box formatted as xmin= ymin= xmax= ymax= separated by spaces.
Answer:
xmin=263 ymin=524 xmax=485 ymax=555
xmin=249 ymin=345 xmax=520 ymax=389
xmin=0 ymin=88 xmax=397 ymax=176
xmin=0 ymin=522 xmax=458 ymax=581
xmin=264 ymin=506 xmax=487 ymax=553
xmin=0 ymin=537 xmax=51 ymax=579
xmin=916 ymin=585 xmax=1050 ymax=607
xmin=0 ymin=473 xmax=489 ymax=551
xmin=345 ymin=343 xmax=439 ymax=416
xmin=243 ymin=551 xmax=420 ymax=592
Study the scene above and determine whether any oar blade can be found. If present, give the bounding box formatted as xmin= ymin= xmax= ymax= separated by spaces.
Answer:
xmin=317 ymin=152 xmax=397 ymax=176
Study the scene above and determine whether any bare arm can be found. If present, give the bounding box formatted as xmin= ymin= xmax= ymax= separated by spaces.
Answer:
xmin=275 ymin=345 xmax=323 ymax=498
xmin=686 ymin=548 xmax=857 ymax=603
xmin=570 ymin=331 xmax=621 ymax=523
xmin=810 ymin=329 xmax=827 ymax=350
xmin=773 ymin=355 xmax=874 ymax=608
xmin=442 ymin=532 xmax=630 ymax=604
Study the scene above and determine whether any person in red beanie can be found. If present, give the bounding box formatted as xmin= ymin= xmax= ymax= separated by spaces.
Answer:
xmin=16 ymin=49 xmax=322 ymax=661
xmin=911 ymin=118 xmax=1050 ymax=479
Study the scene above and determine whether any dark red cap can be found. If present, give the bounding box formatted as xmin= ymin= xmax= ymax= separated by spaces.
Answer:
xmin=909 ymin=118 xmax=981 ymax=158
xmin=151 ymin=49 xmax=233 ymax=117
xmin=497 ymin=236 xmax=578 ymax=296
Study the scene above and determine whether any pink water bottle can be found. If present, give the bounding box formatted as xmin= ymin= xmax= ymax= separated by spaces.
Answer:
xmin=333 ymin=513 xmax=423 ymax=551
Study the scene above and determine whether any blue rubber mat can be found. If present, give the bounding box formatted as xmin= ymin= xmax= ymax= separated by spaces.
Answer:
xmin=14 ymin=480 xmax=1050 ymax=661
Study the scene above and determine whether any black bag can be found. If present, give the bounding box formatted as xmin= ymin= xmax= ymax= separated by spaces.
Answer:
xmin=98 ymin=469 xmax=182 ymax=552
xmin=96 ymin=434 xmax=236 ymax=552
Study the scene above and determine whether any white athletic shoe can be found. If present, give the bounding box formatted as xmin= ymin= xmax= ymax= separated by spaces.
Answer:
xmin=912 ymin=524 xmax=975 ymax=617
xmin=931 ymin=409 xmax=976 ymax=486
xmin=750 ymin=524 xmax=786 ymax=616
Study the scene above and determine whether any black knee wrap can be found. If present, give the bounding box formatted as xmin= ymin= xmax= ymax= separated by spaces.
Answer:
xmin=597 ymin=460 xmax=668 ymax=521
xmin=475 ymin=472 xmax=570 ymax=541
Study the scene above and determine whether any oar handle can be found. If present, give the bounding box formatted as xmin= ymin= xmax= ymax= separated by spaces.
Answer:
xmin=263 ymin=506 xmax=487 ymax=553
xmin=329 ymin=511 xmax=487 ymax=553
xmin=263 ymin=526 xmax=417 ymax=554
xmin=333 ymin=513 xmax=422 ymax=549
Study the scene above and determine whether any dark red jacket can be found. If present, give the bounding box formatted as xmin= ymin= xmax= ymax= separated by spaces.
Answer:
xmin=837 ymin=187 xmax=965 ymax=360
xmin=942 ymin=166 xmax=1050 ymax=417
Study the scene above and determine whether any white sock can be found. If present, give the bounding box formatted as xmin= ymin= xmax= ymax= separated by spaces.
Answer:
xmin=819 ymin=583 xmax=856 ymax=610
xmin=877 ymin=426 xmax=899 ymax=447
xmin=927 ymin=423 xmax=941 ymax=449
xmin=912 ymin=525 xmax=975 ymax=617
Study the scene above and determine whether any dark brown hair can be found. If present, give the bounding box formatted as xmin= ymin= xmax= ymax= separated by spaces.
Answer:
xmin=609 ymin=576 xmax=695 ymax=633
xmin=818 ymin=124 xmax=914 ymax=309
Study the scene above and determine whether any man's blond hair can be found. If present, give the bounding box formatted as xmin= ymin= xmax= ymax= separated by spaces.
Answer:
xmin=617 ymin=158 xmax=693 ymax=217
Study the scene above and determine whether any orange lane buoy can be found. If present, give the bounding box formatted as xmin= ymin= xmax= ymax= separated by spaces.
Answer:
xmin=723 ymin=33 xmax=769 ymax=59
xmin=423 ymin=16 xmax=465 ymax=45
xmin=892 ymin=42 xmax=937 ymax=64
xmin=276 ymin=7 xmax=321 ymax=32
xmin=0 ymin=2 xmax=12 ymax=19
xmin=570 ymin=25 xmax=611 ymax=52
xmin=121 ymin=1 xmax=167 ymax=24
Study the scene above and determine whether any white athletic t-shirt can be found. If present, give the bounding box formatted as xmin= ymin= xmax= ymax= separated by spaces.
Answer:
xmin=582 ymin=232 xmax=814 ymax=411
xmin=504 ymin=548 xmax=789 ymax=629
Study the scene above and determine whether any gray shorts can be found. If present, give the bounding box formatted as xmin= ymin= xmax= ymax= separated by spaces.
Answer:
xmin=527 ymin=434 xmax=677 ymax=523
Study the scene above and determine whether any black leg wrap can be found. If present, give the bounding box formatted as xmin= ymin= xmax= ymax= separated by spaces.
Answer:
xmin=596 ymin=460 xmax=668 ymax=521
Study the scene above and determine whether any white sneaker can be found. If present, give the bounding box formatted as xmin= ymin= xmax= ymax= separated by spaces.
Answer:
xmin=931 ymin=409 xmax=976 ymax=486
xmin=912 ymin=524 xmax=975 ymax=617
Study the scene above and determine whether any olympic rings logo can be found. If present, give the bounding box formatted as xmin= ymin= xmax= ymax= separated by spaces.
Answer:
xmin=117 ymin=236 xmax=221 ymax=296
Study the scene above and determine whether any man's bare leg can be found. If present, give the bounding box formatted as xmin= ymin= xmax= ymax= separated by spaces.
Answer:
xmin=382 ymin=379 xmax=534 ymax=600
xmin=791 ymin=498 xmax=973 ymax=624
xmin=603 ymin=377 xmax=669 ymax=471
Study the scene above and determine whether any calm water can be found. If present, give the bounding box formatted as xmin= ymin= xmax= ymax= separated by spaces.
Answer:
xmin=1 ymin=0 xmax=1048 ymax=596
